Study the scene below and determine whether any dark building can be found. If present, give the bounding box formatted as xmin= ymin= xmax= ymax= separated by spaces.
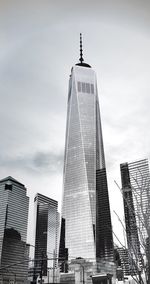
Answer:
xmin=120 ymin=159 xmax=150 ymax=273
xmin=96 ymin=168 xmax=114 ymax=261
xmin=59 ymin=218 xmax=68 ymax=273
xmin=34 ymin=193 xmax=59 ymax=279
xmin=115 ymin=247 xmax=131 ymax=276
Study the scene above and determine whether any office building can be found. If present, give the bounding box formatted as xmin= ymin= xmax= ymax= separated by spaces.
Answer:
xmin=0 ymin=176 xmax=29 ymax=283
xmin=59 ymin=35 xmax=113 ymax=269
xmin=115 ymin=246 xmax=130 ymax=276
xmin=34 ymin=193 xmax=59 ymax=280
xmin=120 ymin=159 xmax=150 ymax=270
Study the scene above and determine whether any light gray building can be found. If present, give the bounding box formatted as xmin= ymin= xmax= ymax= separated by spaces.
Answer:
xmin=0 ymin=176 xmax=29 ymax=283
xmin=59 ymin=35 xmax=113 ymax=270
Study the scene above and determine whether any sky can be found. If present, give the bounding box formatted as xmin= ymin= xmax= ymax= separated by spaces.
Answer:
xmin=0 ymin=0 xmax=150 ymax=248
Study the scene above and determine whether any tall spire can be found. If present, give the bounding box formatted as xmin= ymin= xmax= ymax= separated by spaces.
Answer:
xmin=76 ymin=33 xmax=91 ymax=68
xmin=79 ymin=33 xmax=84 ymax=64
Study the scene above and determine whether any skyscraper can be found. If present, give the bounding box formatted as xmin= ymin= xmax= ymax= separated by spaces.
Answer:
xmin=34 ymin=193 xmax=59 ymax=279
xmin=0 ymin=176 xmax=29 ymax=283
xmin=120 ymin=159 xmax=150 ymax=271
xmin=59 ymin=35 xmax=113 ymax=267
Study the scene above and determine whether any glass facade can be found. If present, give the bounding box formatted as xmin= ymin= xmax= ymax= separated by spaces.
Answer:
xmin=120 ymin=159 xmax=150 ymax=270
xmin=0 ymin=176 xmax=29 ymax=281
xmin=60 ymin=64 xmax=113 ymax=263
xmin=34 ymin=193 xmax=59 ymax=276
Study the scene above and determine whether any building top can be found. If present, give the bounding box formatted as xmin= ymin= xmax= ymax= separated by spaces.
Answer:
xmin=120 ymin=158 xmax=149 ymax=167
xmin=34 ymin=192 xmax=58 ymax=207
xmin=0 ymin=176 xmax=25 ymax=187
xmin=75 ymin=33 xmax=91 ymax=68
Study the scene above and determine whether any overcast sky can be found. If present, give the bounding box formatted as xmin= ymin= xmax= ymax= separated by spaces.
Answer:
xmin=0 ymin=0 xmax=150 ymax=247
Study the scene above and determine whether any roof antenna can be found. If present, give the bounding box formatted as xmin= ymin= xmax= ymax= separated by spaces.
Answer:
xmin=79 ymin=33 xmax=84 ymax=64
xmin=76 ymin=33 xmax=91 ymax=68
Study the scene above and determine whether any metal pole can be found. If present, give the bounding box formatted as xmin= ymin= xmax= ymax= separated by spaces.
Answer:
xmin=48 ymin=268 xmax=49 ymax=284
xmin=53 ymin=250 xmax=55 ymax=283
xmin=82 ymin=265 xmax=85 ymax=284
xmin=40 ymin=252 xmax=43 ymax=284
xmin=53 ymin=260 xmax=55 ymax=283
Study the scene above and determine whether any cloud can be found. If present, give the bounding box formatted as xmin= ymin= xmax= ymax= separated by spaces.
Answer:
xmin=0 ymin=150 xmax=64 ymax=176
xmin=33 ymin=151 xmax=64 ymax=173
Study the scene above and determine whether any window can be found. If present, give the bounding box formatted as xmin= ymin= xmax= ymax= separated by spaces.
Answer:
xmin=77 ymin=81 xmax=94 ymax=94
xmin=5 ymin=184 xmax=12 ymax=191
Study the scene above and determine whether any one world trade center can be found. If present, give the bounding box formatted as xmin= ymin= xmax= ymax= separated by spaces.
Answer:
xmin=59 ymin=35 xmax=114 ymax=269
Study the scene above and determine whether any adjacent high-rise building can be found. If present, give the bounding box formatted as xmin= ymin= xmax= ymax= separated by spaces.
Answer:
xmin=34 ymin=193 xmax=59 ymax=279
xmin=115 ymin=246 xmax=131 ymax=276
xmin=59 ymin=35 xmax=113 ymax=268
xmin=120 ymin=158 xmax=150 ymax=270
xmin=0 ymin=176 xmax=29 ymax=283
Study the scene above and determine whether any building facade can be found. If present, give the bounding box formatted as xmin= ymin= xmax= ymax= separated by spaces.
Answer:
xmin=34 ymin=193 xmax=59 ymax=280
xmin=59 ymin=36 xmax=114 ymax=269
xmin=0 ymin=176 xmax=29 ymax=283
xmin=120 ymin=159 xmax=150 ymax=270
xmin=115 ymin=246 xmax=131 ymax=276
